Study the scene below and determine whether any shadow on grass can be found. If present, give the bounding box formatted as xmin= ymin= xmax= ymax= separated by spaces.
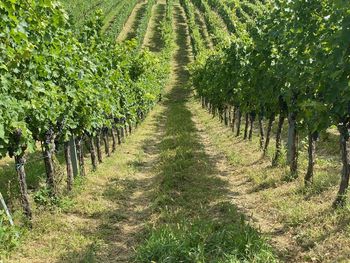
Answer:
xmin=56 ymin=243 xmax=98 ymax=263
xmin=134 ymin=5 xmax=277 ymax=263
xmin=147 ymin=3 xmax=166 ymax=52
xmin=56 ymin=168 xmax=156 ymax=262
xmin=126 ymin=2 xmax=148 ymax=41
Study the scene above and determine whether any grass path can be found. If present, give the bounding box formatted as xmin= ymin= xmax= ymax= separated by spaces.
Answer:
xmin=116 ymin=0 xmax=147 ymax=42
xmin=133 ymin=3 xmax=276 ymax=262
xmin=187 ymin=101 xmax=298 ymax=261
xmin=194 ymin=7 xmax=213 ymax=49
xmin=142 ymin=0 xmax=166 ymax=51
xmin=7 ymin=94 xmax=167 ymax=262
xmin=187 ymin=97 xmax=350 ymax=262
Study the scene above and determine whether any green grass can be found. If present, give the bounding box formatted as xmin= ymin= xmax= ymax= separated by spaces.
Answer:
xmin=60 ymin=0 xmax=121 ymax=29
xmin=0 ymin=147 xmax=74 ymax=206
xmin=0 ymin=211 xmax=21 ymax=255
xmin=0 ymin=141 xmax=94 ymax=214
xmin=136 ymin=212 xmax=276 ymax=263
xmin=133 ymin=9 xmax=277 ymax=260
xmin=185 ymin=94 xmax=350 ymax=261
xmin=4 ymin=105 xmax=165 ymax=262
xmin=134 ymin=83 xmax=277 ymax=262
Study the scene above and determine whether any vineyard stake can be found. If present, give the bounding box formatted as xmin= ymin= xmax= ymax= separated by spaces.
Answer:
xmin=69 ymin=137 xmax=79 ymax=177
xmin=0 ymin=192 xmax=15 ymax=226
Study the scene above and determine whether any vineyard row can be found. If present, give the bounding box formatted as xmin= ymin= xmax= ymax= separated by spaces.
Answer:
xmin=185 ymin=0 xmax=350 ymax=207
xmin=0 ymin=0 xmax=174 ymax=222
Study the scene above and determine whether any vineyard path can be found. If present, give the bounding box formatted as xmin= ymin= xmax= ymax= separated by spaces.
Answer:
xmin=142 ymin=0 xmax=166 ymax=51
xmin=116 ymin=0 xmax=147 ymax=42
xmin=8 ymin=1 xmax=297 ymax=262
xmin=8 ymin=1 xmax=197 ymax=262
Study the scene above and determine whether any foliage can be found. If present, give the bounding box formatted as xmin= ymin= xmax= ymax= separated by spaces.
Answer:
xmin=191 ymin=0 xmax=230 ymax=46
xmin=0 ymin=0 xmax=166 ymax=157
xmin=33 ymin=188 xmax=60 ymax=207
xmin=180 ymin=0 xmax=206 ymax=57
xmin=190 ymin=0 xmax=350 ymax=135
xmin=0 ymin=211 xmax=20 ymax=253
xmin=0 ymin=0 xmax=172 ymax=226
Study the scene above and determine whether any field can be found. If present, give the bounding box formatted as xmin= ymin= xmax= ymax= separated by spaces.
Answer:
xmin=1 ymin=0 xmax=350 ymax=262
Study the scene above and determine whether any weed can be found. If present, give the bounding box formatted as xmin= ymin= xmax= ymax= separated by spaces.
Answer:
xmin=0 ymin=211 xmax=20 ymax=257
xmin=135 ymin=216 xmax=277 ymax=263
xmin=33 ymin=188 xmax=60 ymax=208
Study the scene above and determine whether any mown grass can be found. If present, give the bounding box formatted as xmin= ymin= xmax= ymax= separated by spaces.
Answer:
xmin=4 ymin=101 xmax=166 ymax=262
xmin=136 ymin=213 xmax=276 ymax=263
xmin=124 ymin=2 xmax=148 ymax=41
xmin=134 ymin=83 xmax=277 ymax=262
xmin=135 ymin=4 xmax=276 ymax=261
xmin=0 ymin=145 xmax=81 ymax=258
xmin=187 ymin=94 xmax=350 ymax=262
